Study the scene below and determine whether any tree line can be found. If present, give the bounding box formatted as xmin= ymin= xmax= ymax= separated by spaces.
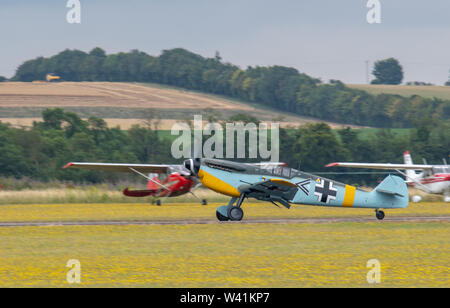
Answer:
xmin=0 ymin=109 xmax=448 ymax=187
xmin=12 ymin=48 xmax=450 ymax=128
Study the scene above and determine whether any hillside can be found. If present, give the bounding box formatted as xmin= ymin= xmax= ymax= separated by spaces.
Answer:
xmin=0 ymin=82 xmax=361 ymax=129
xmin=11 ymin=48 xmax=449 ymax=128
xmin=348 ymin=84 xmax=450 ymax=100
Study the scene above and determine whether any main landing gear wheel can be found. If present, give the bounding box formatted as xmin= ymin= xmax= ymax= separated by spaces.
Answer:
xmin=156 ymin=199 xmax=162 ymax=206
xmin=228 ymin=207 xmax=244 ymax=221
xmin=375 ymin=210 xmax=385 ymax=220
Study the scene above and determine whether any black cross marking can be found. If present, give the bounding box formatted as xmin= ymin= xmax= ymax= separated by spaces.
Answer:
xmin=296 ymin=179 xmax=310 ymax=195
xmin=314 ymin=179 xmax=337 ymax=203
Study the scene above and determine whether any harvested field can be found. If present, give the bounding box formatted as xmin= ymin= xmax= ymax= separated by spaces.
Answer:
xmin=0 ymin=82 xmax=252 ymax=109
xmin=348 ymin=84 xmax=450 ymax=100
xmin=0 ymin=82 xmax=361 ymax=129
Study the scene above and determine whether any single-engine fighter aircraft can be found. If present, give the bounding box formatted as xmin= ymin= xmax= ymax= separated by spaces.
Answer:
xmin=327 ymin=151 xmax=450 ymax=203
xmin=183 ymin=158 xmax=409 ymax=221
xmin=64 ymin=161 xmax=286 ymax=205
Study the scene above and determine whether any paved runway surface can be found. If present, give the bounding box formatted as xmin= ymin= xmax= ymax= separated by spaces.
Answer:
xmin=0 ymin=216 xmax=448 ymax=227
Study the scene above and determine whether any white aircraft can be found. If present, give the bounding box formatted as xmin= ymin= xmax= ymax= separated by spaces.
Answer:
xmin=327 ymin=151 xmax=450 ymax=203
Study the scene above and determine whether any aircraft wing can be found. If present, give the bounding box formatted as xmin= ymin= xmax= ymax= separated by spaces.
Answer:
xmin=63 ymin=162 xmax=172 ymax=173
xmin=326 ymin=162 xmax=434 ymax=171
xmin=239 ymin=178 xmax=299 ymax=209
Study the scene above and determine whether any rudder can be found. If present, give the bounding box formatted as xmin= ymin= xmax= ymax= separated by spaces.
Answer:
xmin=403 ymin=151 xmax=417 ymax=180
xmin=371 ymin=175 xmax=409 ymax=209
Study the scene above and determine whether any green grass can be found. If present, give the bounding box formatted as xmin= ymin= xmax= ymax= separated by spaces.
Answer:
xmin=0 ymin=202 xmax=448 ymax=222
xmin=0 ymin=187 xmax=228 ymax=205
xmin=348 ymin=84 xmax=450 ymax=100
xmin=0 ymin=202 xmax=448 ymax=287
xmin=354 ymin=127 xmax=411 ymax=140
xmin=0 ymin=106 xmax=246 ymax=120
xmin=0 ymin=222 xmax=448 ymax=287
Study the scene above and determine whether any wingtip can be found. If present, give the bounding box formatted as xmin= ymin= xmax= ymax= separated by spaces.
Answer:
xmin=63 ymin=162 xmax=74 ymax=169
xmin=325 ymin=163 xmax=339 ymax=168
xmin=403 ymin=150 xmax=410 ymax=155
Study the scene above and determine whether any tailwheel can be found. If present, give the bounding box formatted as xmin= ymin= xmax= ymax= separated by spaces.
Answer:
xmin=375 ymin=210 xmax=385 ymax=220
xmin=228 ymin=206 xmax=244 ymax=222
xmin=202 ymin=199 xmax=208 ymax=205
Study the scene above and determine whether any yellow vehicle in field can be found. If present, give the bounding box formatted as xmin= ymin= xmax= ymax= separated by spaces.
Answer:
xmin=46 ymin=73 xmax=61 ymax=82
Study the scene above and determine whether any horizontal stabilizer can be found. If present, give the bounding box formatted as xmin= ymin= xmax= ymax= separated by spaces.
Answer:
xmin=376 ymin=188 xmax=404 ymax=197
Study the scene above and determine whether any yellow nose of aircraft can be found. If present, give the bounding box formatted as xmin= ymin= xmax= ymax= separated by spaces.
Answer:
xmin=198 ymin=169 xmax=241 ymax=198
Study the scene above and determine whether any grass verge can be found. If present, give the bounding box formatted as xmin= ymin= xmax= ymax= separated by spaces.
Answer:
xmin=0 ymin=221 xmax=448 ymax=287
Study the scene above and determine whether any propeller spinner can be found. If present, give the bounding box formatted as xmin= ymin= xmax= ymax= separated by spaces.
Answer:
xmin=184 ymin=158 xmax=201 ymax=176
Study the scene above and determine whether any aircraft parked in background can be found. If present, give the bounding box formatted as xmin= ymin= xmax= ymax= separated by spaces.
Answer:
xmin=183 ymin=158 xmax=409 ymax=221
xmin=64 ymin=162 xmax=202 ymax=205
xmin=327 ymin=151 xmax=450 ymax=203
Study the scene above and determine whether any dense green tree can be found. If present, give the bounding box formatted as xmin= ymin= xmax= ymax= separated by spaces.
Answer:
xmin=79 ymin=47 xmax=107 ymax=81
xmin=0 ymin=110 xmax=449 ymax=187
xmin=288 ymin=123 xmax=346 ymax=172
xmin=41 ymin=108 xmax=66 ymax=130
xmin=371 ymin=58 xmax=404 ymax=85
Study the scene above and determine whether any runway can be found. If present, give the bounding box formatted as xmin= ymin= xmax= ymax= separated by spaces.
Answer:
xmin=0 ymin=216 xmax=448 ymax=227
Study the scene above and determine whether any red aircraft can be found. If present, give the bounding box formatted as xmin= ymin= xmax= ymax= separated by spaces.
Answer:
xmin=64 ymin=161 xmax=285 ymax=205
xmin=64 ymin=162 xmax=204 ymax=205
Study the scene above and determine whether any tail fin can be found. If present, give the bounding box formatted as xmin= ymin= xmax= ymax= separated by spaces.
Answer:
xmin=372 ymin=175 xmax=409 ymax=208
xmin=403 ymin=151 xmax=417 ymax=179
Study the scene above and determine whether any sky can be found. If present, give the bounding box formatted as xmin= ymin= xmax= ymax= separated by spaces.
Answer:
xmin=0 ymin=0 xmax=449 ymax=84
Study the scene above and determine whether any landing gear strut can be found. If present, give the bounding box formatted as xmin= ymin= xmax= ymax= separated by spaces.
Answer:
xmin=216 ymin=195 xmax=246 ymax=222
xmin=375 ymin=209 xmax=385 ymax=220
xmin=227 ymin=193 xmax=246 ymax=221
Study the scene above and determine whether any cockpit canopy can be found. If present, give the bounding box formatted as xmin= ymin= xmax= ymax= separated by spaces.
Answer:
xmin=258 ymin=165 xmax=300 ymax=179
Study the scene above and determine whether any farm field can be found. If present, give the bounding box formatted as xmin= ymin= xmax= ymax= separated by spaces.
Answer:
xmin=348 ymin=84 xmax=450 ymax=100
xmin=0 ymin=202 xmax=448 ymax=287
xmin=0 ymin=82 xmax=356 ymax=129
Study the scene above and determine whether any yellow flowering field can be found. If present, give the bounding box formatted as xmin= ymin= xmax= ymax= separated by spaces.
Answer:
xmin=0 ymin=202 xmax=448 ymax=222
xmin=0 ymin=222 xmax=448 ymax=287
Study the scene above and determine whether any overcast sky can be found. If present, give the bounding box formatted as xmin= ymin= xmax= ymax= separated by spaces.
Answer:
xmin=1 ymin=0 xmax=449 ymax=84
